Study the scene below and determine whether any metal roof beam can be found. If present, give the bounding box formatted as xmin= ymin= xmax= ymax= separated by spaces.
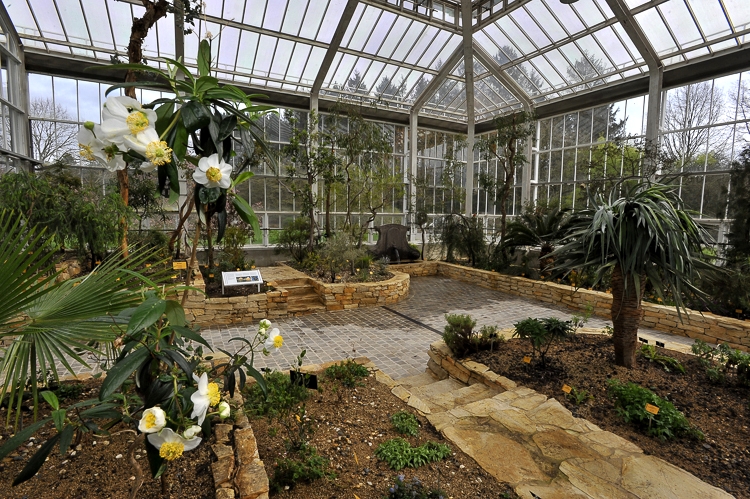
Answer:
xmin=410 ymin=44 xmax=463 ymax=113
xmin=311 ymin=0 xmax=359 ymax=98
xmin=472 ymin=0 xmax=533 ymax=33
xmin=359 ymin=0 xmax=461 ymax=34
xmin=473 ymin=43 xmax=532 ymax=112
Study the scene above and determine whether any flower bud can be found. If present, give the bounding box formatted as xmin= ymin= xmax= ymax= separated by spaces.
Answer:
xmin=183 ymin=425 xmax=202 ymax=439
xmin=218 ymin=401 xmax=231 ymax=419
xmin=84 ymin=121 xmax=96 ymax=131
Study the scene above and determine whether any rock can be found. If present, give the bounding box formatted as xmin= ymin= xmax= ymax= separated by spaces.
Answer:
xmin=532 ymin=430 xmax=600 ymax=462
xmin=407 ymin=395 xmax=431 ymax=415
xmin=212 ymin=454 xmax=235 ymax=486
xmin=216 ymin=488 xmax=236 ymax=499
xmin=235 ymin=428 xmax=260 ymax=465
xmin=391 ymin=385 xmax=411 ymax=402
xmin=443 ymin=426 xmax=548 ymax=485
xmin=214 ymin=424 xmax=233 ymax=444
xmin=620 ymin=455 xmax=735 ymax=499
xmin=560 ymin=458 xmax=636 ymax=499
xmin=235 ymin=461 xmax=269 ymax=499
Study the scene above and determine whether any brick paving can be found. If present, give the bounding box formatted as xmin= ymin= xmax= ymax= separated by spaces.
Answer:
xmin=58 ymin=275 xmax=693 ymax=380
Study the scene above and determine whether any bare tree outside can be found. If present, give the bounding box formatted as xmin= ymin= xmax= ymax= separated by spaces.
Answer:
xmin=661 ymin=81 xmax=729 ymax=170
xmin=29 ymin=98 xmax=79 ymax=165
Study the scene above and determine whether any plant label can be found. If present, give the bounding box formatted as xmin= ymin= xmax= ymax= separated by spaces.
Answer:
xmin=562 ymin=384 xmax=572 ymax=394
xmin=523 ymin=356 xmax=532 ymax=364
xmin=172 ymin=261 xmax=187 ymax=270
xmin=736 ymin=309 xmax=743 ymax=314
xmin=645 ymin=403 xmax=660 ymax=415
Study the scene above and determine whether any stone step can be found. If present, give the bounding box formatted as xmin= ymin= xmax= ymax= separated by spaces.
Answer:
xmin=274 ymin=278 xmax=310 ymax=287
xmin=412 ymin=380 xmax=498 ymax=412
xmin=284 ymin=285 xmax=317 ymax=297
xmin=396 ymin=371 xmax=438 ymax=390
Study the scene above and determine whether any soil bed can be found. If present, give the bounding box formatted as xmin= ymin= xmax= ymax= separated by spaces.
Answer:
xmin=470 ymin=333 xmax=750 ymax=498
xmin=0 ymin=378 xmax=215 ymax=499
xmin=248 ymin=371 xmax=517 ymax=499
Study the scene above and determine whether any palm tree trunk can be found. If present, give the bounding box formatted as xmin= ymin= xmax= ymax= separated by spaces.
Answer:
xmin=610 ymin=264 xmax=645 ymax=368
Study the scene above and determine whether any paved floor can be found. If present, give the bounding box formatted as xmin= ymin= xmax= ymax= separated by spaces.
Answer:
xmin=201 ymin=276 xmax=692 ymax=380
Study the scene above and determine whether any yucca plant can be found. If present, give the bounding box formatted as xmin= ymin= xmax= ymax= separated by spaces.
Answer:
xmin=550 ymin=182 xmax=715 ymax=368
xmin=0 ymin=210 xmax=166 ymax=428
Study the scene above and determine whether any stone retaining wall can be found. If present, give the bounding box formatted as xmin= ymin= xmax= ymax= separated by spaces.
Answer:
xmin=311 ymin=271 xmax=410 ymax=311
xmin=394 ymin=261 xmax=750 ymax=351
xmin=183 ymin=267 xmax=410 ymax=326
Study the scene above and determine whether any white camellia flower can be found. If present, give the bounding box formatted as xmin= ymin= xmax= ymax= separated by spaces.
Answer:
xmin=259 ymin=319 xmax=272 ymax=330
xmin=191 ymin=372 xmax=221 ymax=425
xmin=183 ymin=425 xmax=203 ymax=440
xmin=264 ymin=327 xmax=283 ymax=353
xmin=123 ymin=128 xmax=173 ymax=167
xmin=138 ymin=407 xmax=166 ymax=434
xmin=78 ymin=125 xmax=126 ymax=172
xmin=193 ymin=153 xmax=232 ymax=189
xmin=100 ymin=96 xmax=158 ymax=143
xmin=218 ymin=401 xmax=231 ymax=419
xmin=147 ymin=427 xmax=201 ymax=461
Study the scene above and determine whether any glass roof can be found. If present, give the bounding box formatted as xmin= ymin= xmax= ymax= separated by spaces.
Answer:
xmin=5 ymin=0 xmax=749 ymax=125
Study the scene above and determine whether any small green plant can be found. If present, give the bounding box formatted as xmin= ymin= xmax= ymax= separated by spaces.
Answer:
xmin=324 ymin=359 xmax=370 ymax=388
xmin=443 ymin=314 xmax=503 ymax=356
xmin=640 ymin=344 xmax=685 ymax=374
xmin=691 ymin=340 xmax=750 ymax=386
xmin=270 ymin=443 xmax=333 ymax=492
xmin=50 ymin=382 xmax=85 ymax=401
xmin=607 ymin=379 xmax=702 ymax=441
xmin=565 ymin=386 xmax=593 ymax=405
xmin=570 ymin=303 xmax=594 ymax=329
xmin=512 ymin=317 xmax=574 ymax=367
xmin=603 ymin=324 xmax=614 ymax=336
xmin=375 ymin=438 xmax=452 ymax=471
xmin=385 ymin=474 xmax=445 ymax=499
xmin=244 ymin=371 xmax=310 ymax=418
xmin=390 ymin=410 xmax=420 ymax=437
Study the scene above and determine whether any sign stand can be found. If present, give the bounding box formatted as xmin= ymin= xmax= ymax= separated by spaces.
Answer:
xmin=221 ymin=269 xmax=263 ymax=295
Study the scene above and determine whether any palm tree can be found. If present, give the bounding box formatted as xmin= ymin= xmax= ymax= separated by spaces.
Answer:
xmin=502 ymin=206 xmax=571 ymax=276
xmin=550 ymin=183 xmax=714 ymax=368
xmin=0 ymin=211 xmax=163 ymax=427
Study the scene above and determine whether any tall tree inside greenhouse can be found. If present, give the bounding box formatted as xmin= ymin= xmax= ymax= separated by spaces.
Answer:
xmin=551 ymin=183 xmax=713 ymax=368
xmin=726 ymin=146 xmax=750 ymax=264
xmin=476 ymin=111 xmax=535 ymax=244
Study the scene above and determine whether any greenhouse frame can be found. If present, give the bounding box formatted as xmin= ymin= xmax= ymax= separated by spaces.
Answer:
xmin=0 ymin=0 xmax=748 ymax=244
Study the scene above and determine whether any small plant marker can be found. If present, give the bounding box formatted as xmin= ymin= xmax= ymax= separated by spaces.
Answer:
xmin=562 ymin=384 xmax=572 ymax=394
xmin=523 ymin=355 xmax=532 ymax=364
xmin=209 ymin=273 xmax=214 ymax=278
xmin=736 ymin=309 xmax=743 ymax=314
xmin=172 ymin=261 xmax=187 ymax=270
xmin=645 ymin=403 xmax=660 ymax=415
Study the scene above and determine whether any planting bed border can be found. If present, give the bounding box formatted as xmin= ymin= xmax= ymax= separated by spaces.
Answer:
xmin=182 ymin=264 xmax=410 ymax=326
xmin=394 ymin=261 xmax=750 ymax=351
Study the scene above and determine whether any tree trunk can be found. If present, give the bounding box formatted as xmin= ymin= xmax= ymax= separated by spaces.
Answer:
xmin=117 ymin=169 xmax=129 ymax=257
xmin=610 ymin=264 xmax=645 ymax=368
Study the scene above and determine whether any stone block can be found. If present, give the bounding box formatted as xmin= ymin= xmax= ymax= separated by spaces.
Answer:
xmin=236 ymin=460 xmax=270 ymax=499
xmin=235 ymin=427 xmax=260 ymax=465
xmin=214 ymin=424 xmax=233 ymax=444
xmin=212 ymin=454 xmax=235 ymax=486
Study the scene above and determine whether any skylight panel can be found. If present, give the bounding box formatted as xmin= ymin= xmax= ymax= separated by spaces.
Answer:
xmin=416 ymin=29 xmax=451 ymax=68
xmin=281 ymin=1 xmax=307 ymax=36
xmin=347 ymin=6 xmax=381 ymax=52
xmin=427 ymin=35 xmax=460 ymax=70
xmin=634 ymin=8 xmax=678 ymax=56
xmin=509 ymin=7 xmax=551 ymax=50
xmin=298 ymin=0 xmax=329 ymax=40
xmin=391 ymin=22 xmax=427 ymax=61
xmin=530 ymin=53 xmax=567 ymax=89
xmin=404 ymin=25 xmax=439 ymax=66
xmin=253 ymin=35 xmax=277 ymax=77
xmin=362 ymin=60 xmax=387 ymax=93
xmin=658 ymin=1 xmax=702 ymax=50
xmin=570 ymin=0 xmax=606 ymax=27
xmin=154 ymin=14 xmax=175 ymax=58
xmin=110 ymin=0 xmax=134 ymax=52
xmin=317 ymin=0 xmax=350 ymax=43
xmin=30 ymin=0 xmax=66 ymax=41
xmin=376 ymin=16 xmax=412 ymax=58
xmin=552 ymin=2 xmax=585 ymax=35
xmin=300 ymin=46 xmax=325 ymax=85
xmin=525 ymin=2 xmax=567 ymax=43
xmin=57 ymin=0 xmax=88 ymax=45
xmin=286 ymin=43 xmax=312 ymax=82
xmin=363 ymin=10 xmax=396 ymax=54
xmin=4 ymin=1 xmax=38 ymax=38
xmin=496 ymin=16 xmax=535 ymax=55
xmin=217 ymin=26 xmax=240 ymax=72
xmin=235 ymin=31 xmax=260 ymax=73
xmin=685 ymin=0 xmax=733 ymax=42
xmin=242 ymin=0 xmax=266 ymax=28
xmin=724 ymin=0 xmax=750 ymax=31
xmin=221 ymin=0 xmax=246 ymax=23
xmin=262 ymin=0 xmax=287 ymax=32
xmin=270 ymin=39 xmax=295 ymax=80
xmin=593 ymin=27 xmax=634 ymax=69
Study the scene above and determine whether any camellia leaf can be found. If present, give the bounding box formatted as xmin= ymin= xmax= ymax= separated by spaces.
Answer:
xmin=218 ymin=114 xmax=237 ymax=142
xmin=0 ymin=418 xmax=51 ymax=460
xmin=164 ymin=300 xmax=186 ymax=327
xmin=171 ymin=325 xmax=210 ymax=349
xmin=181 ymin=100 xmax=212 ymax=131
xmin=171 ymin=119 xmax=188 ymax=161
xmin=58 ymin=425 xmax=75 ymax=457
xmin=154 ymin=102 xmax=175 ymax=137
xmin=197 ymin=39 xmax=211 ymax=77
xmin=13 ymin=433 xmax=61 ymax=485
xmin=99 ymin=347 xmax=151 ymax=401
xmin=232 ymin=195 xmax=261 ymax=238
xmin=52 ymin=409 xmax=66 ymax=432
xmin=126 ymin=297 xmax=167 ymax=336
xmin=245 ymin=365 xmax=267 ymax=398
xmin=41 ymin=390 xmax=59 ymax=411
xmin=199 ymin=186 xmax=221 ymax=204
xmin=232 ymin=171 xmax=254 ymax=188
xmin=216 ymin=209 xmax=227 ymax=244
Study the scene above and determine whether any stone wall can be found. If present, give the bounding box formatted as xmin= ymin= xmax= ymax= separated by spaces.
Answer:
xmin=393 ymin=261 xmax=750 ymax=351
xmin=311 ymin=271 xmax=410 ymax=311
xmin=184 ymin=268 xmax=410 ymax=326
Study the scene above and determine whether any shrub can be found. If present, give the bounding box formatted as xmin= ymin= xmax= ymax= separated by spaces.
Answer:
xmin=375 ymin=438 xmax=452 ymax=471
xmin=324 ymin=359 xmax=370 ymax=388
xmin=639 ymin=345 xmax=685 ymax=374
xmin=244 ymin=371 xmax=309 ymax=418
xmin=443 ymin=314 xmax=504 ymax=357
xmin=277 ymin=217 xmax=312 ymax=263
xmin=219 ymin=226 xmax=253 ymax=271
xmin=691 ymin=340 xmax=750 ymax=385
xmin=270 ymin=443 xmax=332 ymax=492
xmin=607 ymin=379 xmax=702 ymax=441
xmin=512 ymin=317 xmax=574 ymax=367
xmin=390 ymin=410 xmax=419 ymax=437
xmin=385 ymin=474 xmax=445 ymax=499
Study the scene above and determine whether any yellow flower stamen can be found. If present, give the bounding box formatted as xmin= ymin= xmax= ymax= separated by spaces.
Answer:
xmin=145 ymin=141 xmax=173 ymax=166
xmin=206 ymin=166 xmax=222 ymax=183
xmin=159 ymin=441 xmax=184 ymax=461
xmin=126 ymin=111 xmax=150 ymax=135
xmin=207 ymin=383 xmax=221 ymax=406
xmin=143 ymin=413 xmax=157 ymax=430
xmin=273 ymin=335 xmax=284 ymax=349
xmin=79 ymin=144 xmax=95 ymax=161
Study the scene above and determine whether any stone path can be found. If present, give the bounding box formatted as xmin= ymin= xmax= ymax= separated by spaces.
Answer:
xmin=60 ymin=275 xmax=697 ymax=381
xmin=389 ymin=347 xmax=734 ymax=499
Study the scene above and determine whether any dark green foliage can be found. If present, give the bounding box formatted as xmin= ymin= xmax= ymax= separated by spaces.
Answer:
xmin=726 ymin=146 xmax=750 ymax=263
xmin=503 ymin=206 xmax=571 ymax=276
xmin=442 ymin=314 xmax=505 ymax=357
xmin=607 ymin=379 xmax=702 ymax=441
xmin=244 ymin=371 xmax=309 ymax=418
xmin=512 ymin=317 xmax=574 ymax=367
xmin=390 ymin=411 xmax=419 ymax=437
xmin=385 ymin=474 xmax=445 ymax=499
xmin=277 ymin=217 xmax=312 ymax=263
xmin=219 ymin=226 xmax=253 ymax=271
xmin=639 ymin=345 xmax=685 ymax=374
xmin=50 ymin=382 xmax=84 ymax=402
xmin=324 ymin=359 xmax=370 ymax=388
xmin=691 ymin=340 xmax=750 ymax=386
xmin=270 ymin=443 xmax=332 ymax=493
xmin=375 ymin=438 xmax=452 ymax=471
